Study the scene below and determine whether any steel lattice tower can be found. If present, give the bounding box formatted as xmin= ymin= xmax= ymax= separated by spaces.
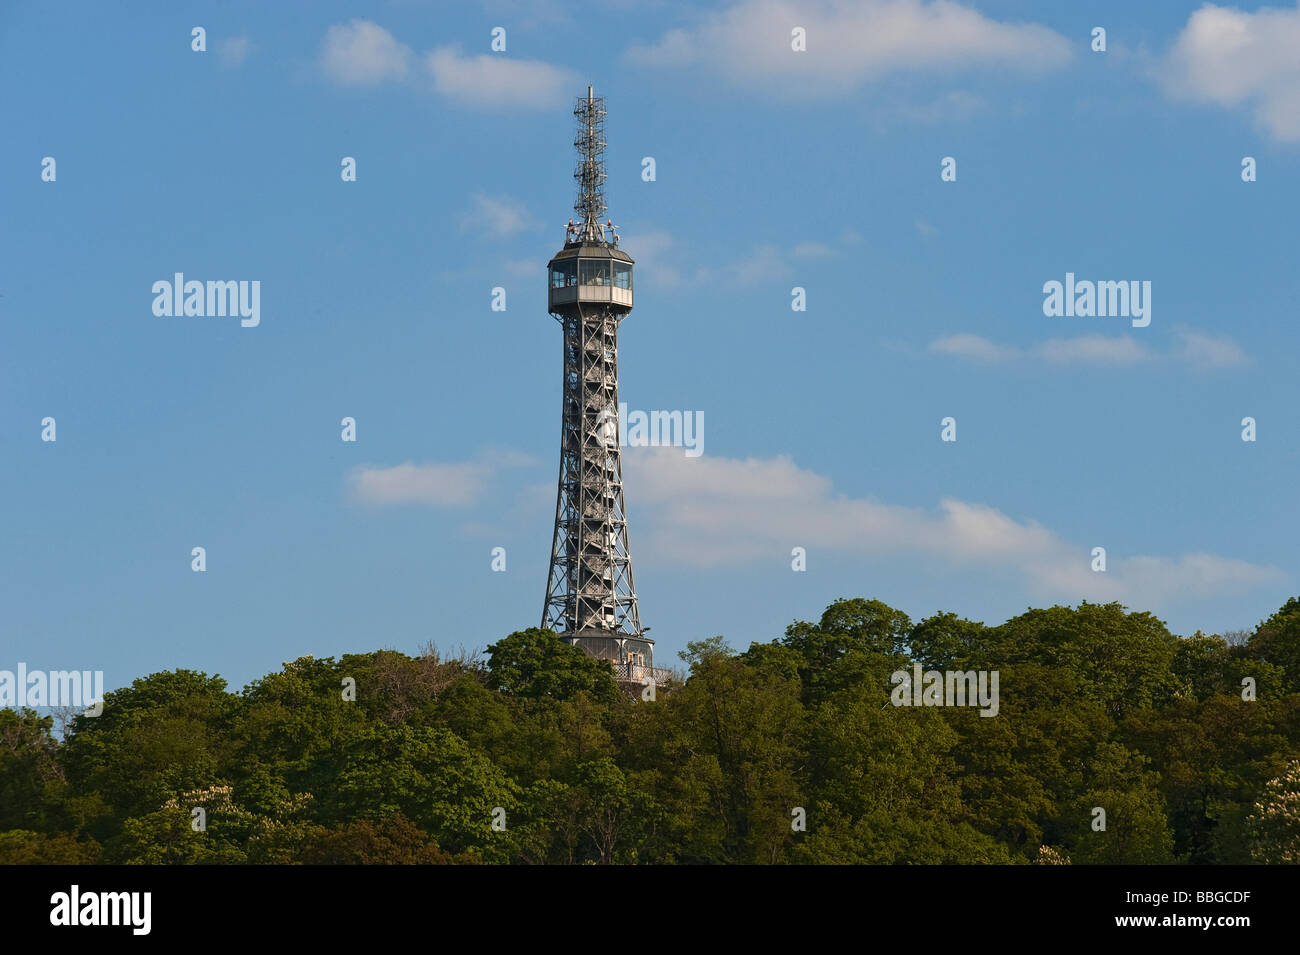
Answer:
xmin=541 ymin=87 xmax=654 ymax=671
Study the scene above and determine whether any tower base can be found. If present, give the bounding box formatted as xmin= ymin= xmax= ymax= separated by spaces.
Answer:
xmin=564 ymin=630 xmax=672 ymax=687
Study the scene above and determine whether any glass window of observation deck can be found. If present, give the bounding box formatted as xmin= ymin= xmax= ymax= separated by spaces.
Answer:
xmin=613 ymin=263 xmax=631 ymax=290
xmin=579 ymin=260 xmax=610 ymax=286
xmin=551 ymin=260 xmax=576 ymax=288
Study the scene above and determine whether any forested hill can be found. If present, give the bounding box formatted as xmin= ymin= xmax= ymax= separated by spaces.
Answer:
xmin=4 ymin=597 xmax=1300 ymax=865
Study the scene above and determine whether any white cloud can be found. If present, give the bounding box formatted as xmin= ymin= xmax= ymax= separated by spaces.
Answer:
xmin=318 ymin=23 xmax=573 ymax=108
xmin=727 ymin=244 xmax=792 ymax=285
xmin=624 ymin=447 xmax=1283 ymax=605
xmin=726 ymin=236 xmax=849 ymax=284
xmin=426 ymin=47 xmax=576 ymax=107
xmin=621 ymin=233 xmax=847 ymax=289
xmin=929 ymin=333 xmax=1018 ymax=362
xmin=1172 ymin=328 xmax=1250 ymax=369
xmin=1037 ymin=335 xmax=1151 ymax=365
xmin=350 ymin=450 xmax=536 ymax=508
xmin=915 ymin=218 xmax=939 ymax=237
xmin=463 ymin=194 xmax=535 ymax=239
xmin=929 ymin=331 xmax=1248 ymax=368
xmin=1120 ymin=553 xmax=1284 ymax=602
xmin=792 ymin=241 xmax=834 ymax=259
xmin=320 ymin=19 xmax=413 ymax=86
xmin=627 ymin=0 xmax=1072 ymax=97
xmin=217 ymin=35 xmax=252 ymax=69
xmin=352 ymin=461 xmax=486 ymax=507
xmin=1159 ymin=2 xmax=1300 ymax=142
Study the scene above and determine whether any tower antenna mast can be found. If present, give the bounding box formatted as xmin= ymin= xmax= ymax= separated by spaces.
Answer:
xmin=573 ymin=84 xmax=608 ymax=244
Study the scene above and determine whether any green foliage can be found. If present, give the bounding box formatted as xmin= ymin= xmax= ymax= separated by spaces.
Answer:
xmin=1065 ymin=742 xmax=1173 ymax=864
xmin=781 ymin=598 xmax=912 ymax=701
xmin=323 ymin=723 xmax=520 ymax=862
xmin=680 ymin=634 xmax=733 ymax=672
xmin=650 ymin=651 xmax=806 ymax=863
xmin=1248 ymin=598 xmax=1300 ymax=695
xmin=0 ymin=830 xmax=100 ymax=864
xmin=59 ymin=670 xmax=239 ymax=843
xmin=486 ymin=628 xmax=619 ymax=702
xmin=909 ymin=612 xmax=988 ymax=670
xmin=5 ymin=597 xmax=1300 ymax=864
xmin=982 ymin=603 xmax=1179 ymax=717
xmin=296 ymin=815 xmax=474 ymax=865
xmin=0 ymin=709 xmax=61 ymax=832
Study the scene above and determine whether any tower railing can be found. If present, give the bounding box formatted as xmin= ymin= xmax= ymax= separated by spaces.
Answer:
xmin=608 ymin=662 xmax=675 ymax=685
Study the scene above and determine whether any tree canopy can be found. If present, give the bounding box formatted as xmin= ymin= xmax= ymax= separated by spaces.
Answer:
xmin=4 ymin=597 xmax=1300 ymax=864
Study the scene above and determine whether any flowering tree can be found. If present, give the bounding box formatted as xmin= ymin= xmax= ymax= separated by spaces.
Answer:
xmin=1249 ymin=760 xmax=1300 ymax=864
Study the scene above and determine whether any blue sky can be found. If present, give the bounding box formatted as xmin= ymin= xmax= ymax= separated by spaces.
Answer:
xmin=4 ymin=0 xmax=1300 ymax=695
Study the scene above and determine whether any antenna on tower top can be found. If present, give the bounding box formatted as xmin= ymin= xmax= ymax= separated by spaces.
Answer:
xmin=573 ymin=86 xmax=608 ymax=244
